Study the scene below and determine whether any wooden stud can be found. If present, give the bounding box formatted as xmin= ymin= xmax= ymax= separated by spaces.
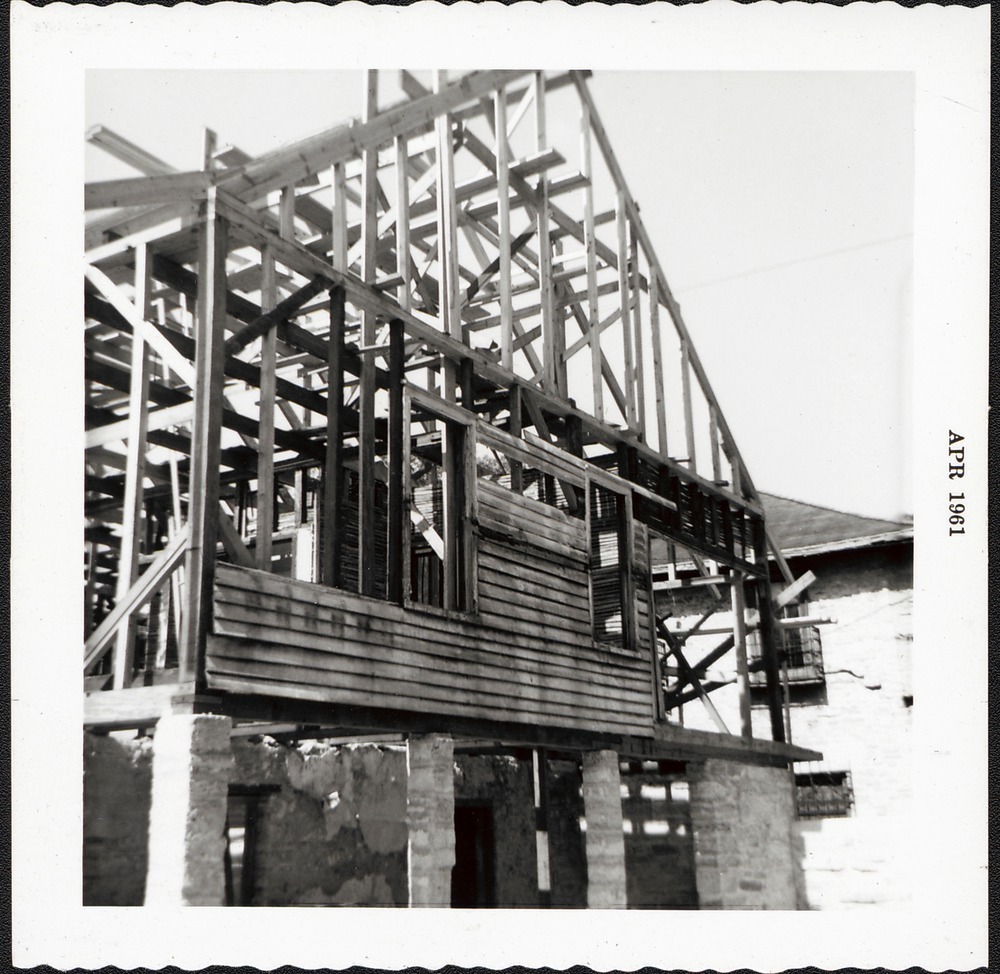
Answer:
xmin=321 ymin=287 xmax=346 ymax=588
xmin=358 ymin=70 xmax=379 ymax=597
xmin=394 ymin=136 xmax=411 ymax=314
xmin=752 ymin=518 xmax=785 ymax=743
xmin=681 ymin=339 xmax=696 ymax=473
xmin=629 ymin=226 xmax=646 ymax=441
xmin=508 ymin=383 xmax=524 ymax=493
xmin=709 ymin=406 xmax=722 ymax=484
xmin=387 ymin=319 xmax=405 ymax=605
xmin=581 ymin=100 xmax=603 ymax=424
xmin=731 ymin=572 xmax=752 ymax=739
xmin=111 ymin=243 xmax=152 ymax=689
xmin=648 ymin=274 xmax=668 ymax=456
xmin=495 ymin=88 xmax=513 ymax=372
xmin=534 ymin=72 xmax=557 ymax=396
xmin=255 ymin=243 xmax=277 ymax=571
xmin=179 ymin=193 xmax=228 ymax=685
xmin=203 ymin=128 xmax=217 ymax=173
xmin=332 ymin=161 xmax=348 ymax=274
xmin=616 ymin=194 xmax=636 ymax=429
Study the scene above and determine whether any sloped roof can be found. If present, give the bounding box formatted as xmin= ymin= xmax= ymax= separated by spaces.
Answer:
xmin=759 ymin=492 xmax=912 ymax=556
xmin=649 ymin=493 xmax=911 ymax=569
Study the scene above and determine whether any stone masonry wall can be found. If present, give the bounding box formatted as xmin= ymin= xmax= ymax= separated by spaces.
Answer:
xmin=83 ymin=731 xmax=153 ymax=905
xmin=231 ymin=738 xmax=409 ymax=906
xmin=454 ymin=753 xmax=537 ymax=907
xmin=689 ymin=759 xmax=801 ymax=910
xmin=662 ymin=545 xmax=913 ymax=910
xmin=750 ymin=584 xmax=913 ymax=909
xmin=546 ymin=759 xmax=588 ymax=907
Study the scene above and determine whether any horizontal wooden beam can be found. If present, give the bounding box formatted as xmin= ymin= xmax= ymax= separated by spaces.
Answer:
xmin=85 ymin=171 xmax=211 ymax=211
xmin=104 ymin=684 xmax=817 ymax=765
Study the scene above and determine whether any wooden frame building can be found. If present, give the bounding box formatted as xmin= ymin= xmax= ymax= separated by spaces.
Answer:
xmin=83 ymin=70 xmax=820 ymax=908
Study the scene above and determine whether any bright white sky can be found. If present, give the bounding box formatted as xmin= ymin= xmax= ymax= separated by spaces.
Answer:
xmin=86 ymin=69 xmax=913 ymax=521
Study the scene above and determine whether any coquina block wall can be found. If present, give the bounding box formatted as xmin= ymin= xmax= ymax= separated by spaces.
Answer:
xmin=82 ymin=734 xmax=801 ymax=909
xmin=229 ymin=739 xmax=410 ymax=905
xmin=83 ymin=732 xmax=153 ymax=905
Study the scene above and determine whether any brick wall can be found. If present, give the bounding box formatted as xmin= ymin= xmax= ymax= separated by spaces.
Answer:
xmin=83 ymin=731 xmax=153 ymax=905
xmin=689 ymin=759 xmax=801 ymax=909
xmin=231 ymin=738 xmax=409 ymax=906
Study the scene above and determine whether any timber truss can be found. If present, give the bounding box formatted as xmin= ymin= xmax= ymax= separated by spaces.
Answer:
xmin=84 ymin=70 xmax=814 ymax=754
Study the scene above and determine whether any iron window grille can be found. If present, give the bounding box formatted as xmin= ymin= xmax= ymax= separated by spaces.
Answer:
xmin=794 ymin=770 xmax=854 ymax=819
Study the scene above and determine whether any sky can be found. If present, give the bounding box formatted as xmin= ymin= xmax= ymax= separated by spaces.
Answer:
xmin=85 ymin=69 xmax=914 ymax=522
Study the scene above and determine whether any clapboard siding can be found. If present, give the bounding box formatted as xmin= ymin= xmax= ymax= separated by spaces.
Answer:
xmin=208 ymin=478 xmax=656 ymax=738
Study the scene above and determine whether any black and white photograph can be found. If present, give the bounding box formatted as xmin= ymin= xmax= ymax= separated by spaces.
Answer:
xmin=10 ymin=3 xmax=989 ymax=971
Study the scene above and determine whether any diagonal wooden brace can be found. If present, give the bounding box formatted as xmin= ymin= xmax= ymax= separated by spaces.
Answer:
xmin=224 ymin=274 xmax=332 ymax=356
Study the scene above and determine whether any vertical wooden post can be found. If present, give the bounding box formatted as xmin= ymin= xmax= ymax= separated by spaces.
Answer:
xmin=111 ymin=243 xmax=152 ymax=689
xmin=566 ymin=414 xmax=583 ymax=459
xmin=616 ymin=195 xmax=636 ymax=429
xmin=616 ymin=445 xmax=638 ymax=651
xmin=629 ymin=228 xmax=646 ymax=441
xmin=322 ymin=287 xmax=346 ymax=588
xmin=731 ymin=572 xmax=752 ymax=738
xmin=332 ymin=161 xmax=348 ymax=274
xmin=387 ymin=318 xmax=405 ymax=605
xmin=434 ymin=70 xmax=461 ymax=403
xmin=753 ymin=518 xmax=785 ymax=742
xmin=202 ymin=128 xmax=217 ymax=173
xmin=533 ymin=748 xmax=552 ymax=907
xmin=441 ymin=418 xmax=458 ymax=612
xmin=508 ymin=382 xmax=523 ymax=493
xmin=648 ymin=275 xmax=668 ymax=457
xmin=358 ymin=70 xmax=379 ymax=597
xmin=180 ymin=193 xmax=227 ymax=685
xmin=581 ymin=100 xmax=603 ymax=424
xmin=534 ymin=72 xmax=557 ymax=395
xmin=709 ymin=406 xmax=722 ymax=485
xmin=394 ymin=135 xmax=411 ymax=314
xmin=256 ymin=244 xmax=276 ymax=571
xmin=494 ymin=88 xmax=513 ymax=372
xmin=681 ymin=338 xmax=697 ymax=472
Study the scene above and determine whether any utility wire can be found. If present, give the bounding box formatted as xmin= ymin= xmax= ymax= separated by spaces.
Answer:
xmin=674 ymin=233 xmax=913 ymax=294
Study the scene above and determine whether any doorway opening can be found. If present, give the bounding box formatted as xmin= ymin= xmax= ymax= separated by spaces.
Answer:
xmin=451 ymin=803 xmax=496 ymax=907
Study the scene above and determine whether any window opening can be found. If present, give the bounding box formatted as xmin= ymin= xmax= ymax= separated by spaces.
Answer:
xmin=748 ymin=600 xmax=824 ymax=690
xmin=794 ymin=770 xmax=854 ymax=819
xmin=407 ymin=408 xmax=472 ymax=612
xmin=589 ymin=481 xmax=628 ymax=647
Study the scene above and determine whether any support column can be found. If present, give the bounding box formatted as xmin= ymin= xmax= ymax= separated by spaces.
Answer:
xmin=689 ymin=758 xmax=800 ymax=910
xmin=406 ymin=735 xmax=455 ymax=907
xmin=582 ymin=749 xmax=627 ymax=909
xmin=144 ymin=714 xmax=233 ymax=906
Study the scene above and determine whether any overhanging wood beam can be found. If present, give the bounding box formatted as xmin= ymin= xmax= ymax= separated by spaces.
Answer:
xmin=86 ymin=124 xmax=176 ymax=176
